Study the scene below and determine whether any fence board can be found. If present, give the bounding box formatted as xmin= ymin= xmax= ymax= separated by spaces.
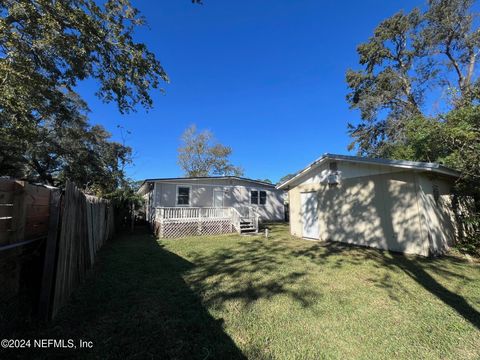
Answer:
xmin=0 ymin=218 xmax=12 ymax=231
xmin=0 ymin=191 xmax=14 ymax=204
xmin=10 ymin=181 xmax=27 ymax=244
xmin=0 ymin=232 xmax=9 ymax=245
xmin=50 ymin=182 xmax=114 ymax=319
xmin=0 ymin=179 xmax=114 ymax=322
xmin=26 ymin=204 xmax=50 ymax=217
xmin=24 ymin=184 xmax=51 ymax=206
xmin=38 ymin=190 xmax=62 ymax=321
xmin=0 ymin=181 xmax=15 ymax=192
xmin=0 ymin=180 xmax=50 ymax=311
xmin=0 ymin=205 xmax=13 ymax=218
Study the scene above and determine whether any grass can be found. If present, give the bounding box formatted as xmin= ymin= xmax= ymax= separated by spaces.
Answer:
xmin=9 ymin=223 xmax=480 ymax=359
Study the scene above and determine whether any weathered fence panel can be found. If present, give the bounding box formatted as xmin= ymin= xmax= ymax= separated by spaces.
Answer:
xmin=0 ymin=180 xmax=51 ymax=304
xmin=0 ymin=180 xmax=51 ymax=246
xmin=49 ymin=182 xmax=114 ymax=319
xmin=0 ymin=180 xmax=52 ymax=334
xmin=0 ymin=179 xmax=115 ymax=323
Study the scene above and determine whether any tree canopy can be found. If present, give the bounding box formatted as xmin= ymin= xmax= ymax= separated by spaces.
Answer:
xmin=177 ymin=125 xmax=243 ymax=177
xmin=347 ymin=0 xmax=480 ymax=253
xmin=0 ymin=0 xmax=172 ymax=195
xmin=278 ymin=173 xmax=296 ymax=185
xmin=346 ymin=0 xmax=480 ymax=156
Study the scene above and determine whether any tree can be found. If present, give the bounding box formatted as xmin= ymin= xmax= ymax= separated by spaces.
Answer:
xmin=0 ymin=87 xmax=132 ymax=195
xmin=1 ymin=0 xmax=167 ymax=120
xmin=346 ymin=0 xmax=480 ymax=156
xmin=347 ymin=0 xmax=480 ymax=254
xmin=422 ymin=0 xmax=480 ymax=106
xmin=0 ymin=0 xmax=186 ymax=193
xmin=177 ymin=125 xmax=243 ymax=177
xmin=278 ymin=173 xmax=296 ymax=185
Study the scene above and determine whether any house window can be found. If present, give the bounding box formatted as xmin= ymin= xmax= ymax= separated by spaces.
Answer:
xmin=250 ymin=190 xmax=258 ymax=204
xmin=259 ymin=191 xmax=267 ymax=205
xmin=251 ymin=190 xmax=267 ymax=205
xmin=329 ymin=161 xmax=338 ymax=172
xmin=176 ymin=186 xmax=190 ymax=206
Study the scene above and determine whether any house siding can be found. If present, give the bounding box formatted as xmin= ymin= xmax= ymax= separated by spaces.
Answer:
xmin=147 ymin=178 xmax=285 ymax=221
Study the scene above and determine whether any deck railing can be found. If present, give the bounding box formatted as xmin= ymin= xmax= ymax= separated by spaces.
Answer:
xmin=249 ymin=207 xmax=260 ymax=233
xmin=153 ymin=206 xmax=256 ymax=238
xmin=156 ymin=207 xmax=232 ymax=220
xmin=152 ymin=207 xmax=259 ymax=237
xmin=231 ymin=208 xmax=242 ymax=234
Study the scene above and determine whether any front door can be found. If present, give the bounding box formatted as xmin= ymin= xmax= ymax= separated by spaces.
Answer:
xmin=301 ymin=192 xmax=319 ymax=239
xmin=213 ymin=190 xmax=224 ymax=208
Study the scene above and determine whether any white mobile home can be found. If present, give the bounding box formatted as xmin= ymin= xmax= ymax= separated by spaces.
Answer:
xmin=138 ymin=176 xmax=285 ymax=238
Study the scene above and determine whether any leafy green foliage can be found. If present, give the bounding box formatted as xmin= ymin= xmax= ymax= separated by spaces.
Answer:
xmin=177 ymin=125 xmax=244 ymax=177
xmin=0 ymin=0 xmax=171 ymax=194
xmin=278 ymin=173 xmax=296 ymax=185
xmin=105 ymin=179 xmax=144 ymax=229
xmin=346 ymin=0 xmax=480 ymax=156
xmin=0 ymin=89 xmax=133 ymax=194
xmin=348 ymin=0 xmax=480 ymax=253
xmin=0 ymin=0 xmax=167 ymax=117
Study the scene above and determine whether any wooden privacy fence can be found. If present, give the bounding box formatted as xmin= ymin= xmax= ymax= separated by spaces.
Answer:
xmin=41 ymin=182 xmax=115 ymax=319
xmin=0 ymin=179 xmax=114 ymax=321
xmin=0 ymin=180 xmax=51 ymax=245
xmin=0 ymin=180 xmax=51 ymax=308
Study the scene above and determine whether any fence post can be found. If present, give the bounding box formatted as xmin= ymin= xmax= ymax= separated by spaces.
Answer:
xmin=10 ymin=181 xmax=27 ymax=243
xmin=38 ymin=188 xmax=61 ymax=321
xmin=130 ymin=201 xmax=135 ymax=234
xmin=197 ymin=210 xmax=202 ymax=235
xmin=159 ymin=208 xmax=164 ymax=238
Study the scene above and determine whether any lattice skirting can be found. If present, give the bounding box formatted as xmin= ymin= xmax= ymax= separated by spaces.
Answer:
xmin=154 ymin=218 xmax=234 ymax=239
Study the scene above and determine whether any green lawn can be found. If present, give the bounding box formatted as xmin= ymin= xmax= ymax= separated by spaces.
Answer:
xmin=11 ymin=224 xmax=480 ymax=359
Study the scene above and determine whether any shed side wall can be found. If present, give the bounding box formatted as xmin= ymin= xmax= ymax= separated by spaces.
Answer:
xmin=288 ymin=161 xmax=429 ymax=255
xmin=417 ymin=174 xmax=456 ymax=255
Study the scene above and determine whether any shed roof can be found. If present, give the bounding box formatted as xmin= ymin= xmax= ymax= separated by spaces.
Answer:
xmin=277 ymin=153 xmax=460 ymax=190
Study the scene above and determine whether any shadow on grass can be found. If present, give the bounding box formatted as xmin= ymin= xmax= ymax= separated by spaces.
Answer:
xmin=9 ymin=227 xmax=246 ymax=359
xmin=185 ymin=237 xmax=318 ymax=310
xmin=293 ymin=240 xmax=480 ymax=330
xmin=7 ymin=223 xmax=479 ymax=359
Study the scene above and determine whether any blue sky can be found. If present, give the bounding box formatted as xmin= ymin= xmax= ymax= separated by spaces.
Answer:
xmin=76 ymin=0 xmax=423 ymax=183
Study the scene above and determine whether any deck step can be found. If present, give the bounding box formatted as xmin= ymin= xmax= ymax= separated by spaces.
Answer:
xmin=238 ymin=216 xmax=257 ymax=233
xmin=240 ymin=227 xmax=256 ymax=232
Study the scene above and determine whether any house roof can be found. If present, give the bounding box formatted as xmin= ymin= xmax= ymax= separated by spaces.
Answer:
xmin=137 ymin=176 xmax=276 ymax=195
xmin=277 ymin=153 xmax=461 ymax=190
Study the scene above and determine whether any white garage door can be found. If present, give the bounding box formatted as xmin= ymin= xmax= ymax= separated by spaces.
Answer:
xmin=301 ymin=192 xmax=319 ymax=239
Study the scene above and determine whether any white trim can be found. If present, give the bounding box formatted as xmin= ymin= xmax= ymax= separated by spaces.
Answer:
xmin=142 ymin=176 xmax=275 ymax=188
xmin=157 ymin=182 xmax=277 ymax=190
xmin=277 ymin=153 xmax=461 ymax=190
xmin=176 ymin=185 xmax=192 ymax=207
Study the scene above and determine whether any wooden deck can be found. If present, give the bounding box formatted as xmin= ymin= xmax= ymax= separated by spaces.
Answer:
xmin=153 ymin=207 xmax=259 ymax=238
